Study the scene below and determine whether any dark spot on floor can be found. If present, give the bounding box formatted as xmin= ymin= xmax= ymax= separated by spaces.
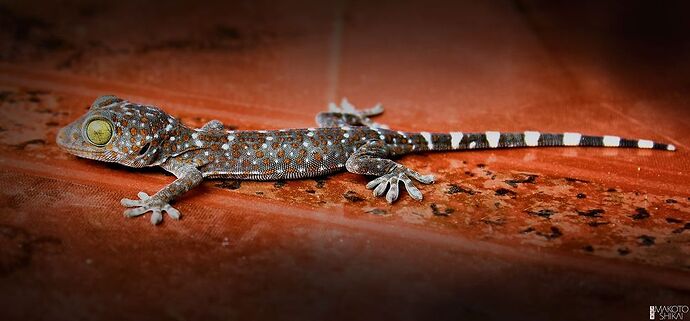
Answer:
xmin=215 ymin=180 xmax=241 ymax=190
xmin=577 ymin=209 xmax=604 ymax=218
xmin=13 ymin=139 xmax=46 ymax=149
xmin=477 ymin=163 xmax=486 ymax=168
xmin=637 ymin=235 xmax=655 ymax=246
xmin=495 ymin=188 xmax=516 ymax=197
xmin=305 ymin=189 xmax=316 ymax=194
xmin=536 ymin=226 xmax=562 ymax=240
xmin=314 ymin=177 xmax=328 ymax=188
xmin=672 ymin=223 xmax=690 ymax=234
xmin=606 ymin=188 xmax=617 ymax=192
xmin=367 ymin=209 xmax=387 ymax=216
xmin=526 ymin=209 xmax=555 ymax=219
xmin=666 ymin=217 xmax=683 ymax=224
xmin=0 ymin=224 xmax=62 ymax=277
xmin=447 ymin=184 xmax=475 ymax=195
xmin=464 ymin=171 xmax=474 ymax=177
xmin=588 ymin=221 xmax=610 ymax=227
xmin=430 ymin=203 xmax=454 ymax=216
xmin=273 ymin=180 xmax=286 ymax=188
xmin=630 ymin=207 xmax=650 ymax=220
xmin=25 ymin=89 xmax=48 ymax=96
xmin=504 ymin=174 xmax=537 ymax=187
xmin=564 ymin=177 xmax=590 ymax=183
xmin=618 ymin=247 xmax=631 ymax=256
xmin=520 ymin=227 xmax=535 ymax=234
xmin=582 ymin=245 xmax=594 ymax=252
xmin=576 ymin=193 xmax=586 ymax=199
xmin=214 ymin=25 xmax=241 ymax=40
xmin=480 ymin=216 xmax=505 ymax=225
xmin=665 ymin=198 xmax=677 ymax=204
xmin=255 ymin=191 xmax=264 ymax=195
xmin=0 ymin=90 xmax=11 ymax=101
xmin=343 ymin=191 xmax=364 ymax=202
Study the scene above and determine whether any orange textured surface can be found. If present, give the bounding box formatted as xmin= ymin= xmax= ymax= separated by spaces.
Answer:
xmin=1 ymin=1 xmax=689 ymax=320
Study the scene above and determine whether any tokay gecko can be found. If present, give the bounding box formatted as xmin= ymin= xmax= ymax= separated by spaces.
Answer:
xmin=57 ymin=95 xmax=676 ymax=225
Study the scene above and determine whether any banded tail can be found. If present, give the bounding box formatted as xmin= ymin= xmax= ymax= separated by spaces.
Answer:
xmin=401 ymin=131 xmax=676 ymax=152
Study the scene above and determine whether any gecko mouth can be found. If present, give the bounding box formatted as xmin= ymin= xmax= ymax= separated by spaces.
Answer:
xmin=58 ymin=144 xmax=106 ymax=158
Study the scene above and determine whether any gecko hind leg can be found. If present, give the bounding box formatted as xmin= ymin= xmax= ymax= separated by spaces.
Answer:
xmin=346 ymin=140 xmax=434 ymax=203
xmin=316 ymin=98 xmax=389 ymax=129
xmin=329 ymin=97 xmax=384 ymax=116
xmin=201 ymin=120 xmax=224 ymax=131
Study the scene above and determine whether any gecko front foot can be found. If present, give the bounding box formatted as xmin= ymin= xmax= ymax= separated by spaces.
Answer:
xmin=366 ymin=166 xmax=435 ymax=203
xmin=121 ymin=192 xmax=181 ymax=225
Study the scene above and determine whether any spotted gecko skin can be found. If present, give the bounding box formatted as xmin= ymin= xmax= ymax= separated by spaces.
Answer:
xmin=57 ymin=95 xmax=676 ymax=225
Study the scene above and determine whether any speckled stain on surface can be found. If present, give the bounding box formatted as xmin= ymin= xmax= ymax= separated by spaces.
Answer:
xmin=0 ymin=0 xmax=689 ymax=320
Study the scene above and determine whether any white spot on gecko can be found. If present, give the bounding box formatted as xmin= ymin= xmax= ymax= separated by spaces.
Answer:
xmin=450 ymin=132 xmax=463 ymax=149
xmin=524 ymin=131 xmax=540 ymax=147
xmin=637 ymin=139 xmax=653 ymax=149
xmin=485 ymin=131 xmax=500 ymax=148
xmin=420 ymin=132 xmax=433 ymax=149
xmin=602 ymin=135 xmax=620 ymax=147
xmin=563 ymin=132 xmax=582 ymax=146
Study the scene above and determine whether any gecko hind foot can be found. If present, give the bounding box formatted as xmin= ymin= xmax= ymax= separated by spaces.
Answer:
xmin=121 ymin=192 xmax=181 ymax=225
xmin=366 ymin=166 xmax=435 ymax=203
xmin=328 ymin=98 xmax=388 ymax=129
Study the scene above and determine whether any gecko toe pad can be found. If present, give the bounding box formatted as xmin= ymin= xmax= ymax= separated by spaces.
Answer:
xmin=121 ymin=192 xmax=181 ymax=225
xmin=366 ymin=168 xmax=434 ymax=203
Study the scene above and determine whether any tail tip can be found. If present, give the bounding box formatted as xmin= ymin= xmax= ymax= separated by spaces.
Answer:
xmin=667 ymin=144 xmax=676 ymax=151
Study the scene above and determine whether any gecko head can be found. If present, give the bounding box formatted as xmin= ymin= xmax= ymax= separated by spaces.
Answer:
xmin=57 ymin=95 xmax=179 ymax=168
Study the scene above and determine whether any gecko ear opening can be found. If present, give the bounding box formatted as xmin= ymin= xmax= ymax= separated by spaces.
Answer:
xmin=91 ymin=95 xmax=122 ymax=110
xmin=138 ymin=143 xmax=151 ymax=156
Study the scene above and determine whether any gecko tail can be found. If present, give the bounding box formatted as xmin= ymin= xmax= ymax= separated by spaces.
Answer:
xmin=406 ymin=131 xmax=676 ymax=152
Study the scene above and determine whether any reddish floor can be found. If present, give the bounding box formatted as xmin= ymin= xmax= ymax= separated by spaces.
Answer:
xmin=0 ymin=1 xmax=689 ymax=320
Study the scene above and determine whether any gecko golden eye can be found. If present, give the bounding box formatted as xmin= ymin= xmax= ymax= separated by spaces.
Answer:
xmin=85 ymin=119 xmax=113 ymax=146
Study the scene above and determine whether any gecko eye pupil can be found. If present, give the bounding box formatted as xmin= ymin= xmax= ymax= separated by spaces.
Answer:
xmin=85 ymin=119 xmax=113 ymax=146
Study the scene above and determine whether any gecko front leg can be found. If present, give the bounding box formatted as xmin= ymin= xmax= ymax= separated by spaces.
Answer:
xmin=120 ymin=165 xmax=203 ymax=225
